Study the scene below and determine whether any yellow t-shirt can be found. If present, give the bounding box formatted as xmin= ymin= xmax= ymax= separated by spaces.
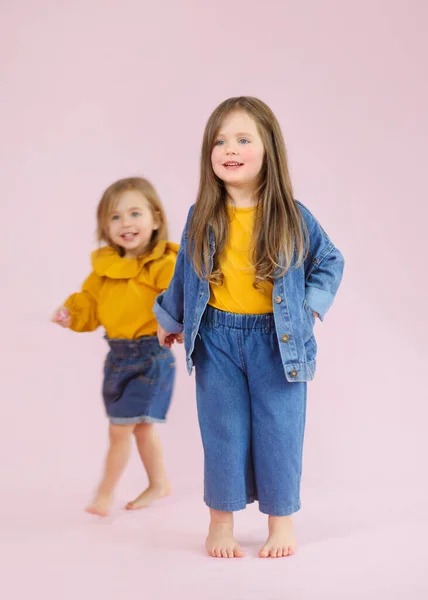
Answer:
xmin=64 ymin=240 xmax=178 ymax=339
xmin=209 ymin=205 xmax=273 ymax=314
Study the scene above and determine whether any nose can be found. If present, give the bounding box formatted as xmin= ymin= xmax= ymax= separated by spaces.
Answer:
xmin=225 ymin=144 xmax=237 ymax=155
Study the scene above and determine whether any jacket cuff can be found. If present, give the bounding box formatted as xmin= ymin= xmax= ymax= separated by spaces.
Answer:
xmin=305 ymin=286 xmax=335 ymax=322
xmin=153 ymin=296 xmax=184 ymax=334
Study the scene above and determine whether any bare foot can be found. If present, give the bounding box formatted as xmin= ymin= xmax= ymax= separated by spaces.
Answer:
xmin=85 ymin=493 xmax=112 ymax=517
xmin=259 ymin=515 xmax=297 ymax=558
xmin=206 ymin=510 xmax=244 ymax=558
xmin=125 ymin=484 xmax=172 ymax=510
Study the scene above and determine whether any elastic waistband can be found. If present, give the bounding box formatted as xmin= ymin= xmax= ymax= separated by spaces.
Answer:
xmin=106 ymin=335 xmax=162 ymax=359
xmin=202 ymin=305 xmax=275 ymax=331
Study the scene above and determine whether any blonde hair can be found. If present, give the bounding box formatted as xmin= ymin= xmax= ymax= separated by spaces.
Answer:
xmin=188 ymin=96 xmax=308 ymax=286
xmin=96 ymin=177 xmax=168 ymax=256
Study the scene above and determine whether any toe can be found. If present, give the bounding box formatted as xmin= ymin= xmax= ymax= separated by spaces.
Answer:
xmin=235 ymin=547 xmax=244 ymax=558
xmin=221 ymin=548 xmax=228 ymax=558
xmin=259 ymin=547 xmax=269 ymax=558
xmin=226 ymin=548 xmax=234 ymax=558
xmin=269 ymin=548 xmax=277 ymax=558
xmin=85 ymin=505 xmax=108 ymax=517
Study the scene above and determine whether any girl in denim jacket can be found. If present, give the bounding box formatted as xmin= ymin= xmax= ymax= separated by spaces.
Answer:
xmin=155 ymin=98 xmax=344 ymax=558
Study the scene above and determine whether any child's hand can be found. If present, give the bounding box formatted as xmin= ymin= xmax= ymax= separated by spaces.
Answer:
xmin=157 ymin=324 xmax=169 ymax=346
xmin=157 ymin=324 xmax=183 ymax=348
xmin=51 ymin=306 xmax=71 ymax=328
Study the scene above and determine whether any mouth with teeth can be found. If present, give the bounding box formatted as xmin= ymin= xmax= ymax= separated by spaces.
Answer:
xmin=223 ymin=161 xmax=244 ymax=170
xmin=121 ymin=232 xmax=139 ymax=242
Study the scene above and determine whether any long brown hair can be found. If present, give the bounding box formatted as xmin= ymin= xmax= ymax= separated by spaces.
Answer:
xmin=188 ymin=97 xmax=308 ymax=285
xmin=96 ymin=177 xmax=168 ymax=256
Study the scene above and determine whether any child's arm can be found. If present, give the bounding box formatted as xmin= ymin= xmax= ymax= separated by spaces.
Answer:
xmin=52 ymin=272 xmax=102 ymax=332
xmin=299 ymin=203 xmax=345 ymax=322
xmin=153 ymin=243 xmax=184 ymax=347
xmin=154 ymin=246 xmax=184 ymax=335
xmin=154 ymin=209 xmax=193 ymax=338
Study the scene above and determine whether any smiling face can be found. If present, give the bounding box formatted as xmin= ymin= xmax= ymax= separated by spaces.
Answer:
xmin=107 ymin=190 xmax=159 ymax=257
xmin=211 ymin=110 xmax=265 ymax=194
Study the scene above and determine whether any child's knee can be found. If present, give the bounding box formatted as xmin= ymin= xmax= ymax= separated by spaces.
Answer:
xmin=133 ymin=422 xmax=154 ymax=440
xmin=109 ymin=423 xmax=134 ymax=443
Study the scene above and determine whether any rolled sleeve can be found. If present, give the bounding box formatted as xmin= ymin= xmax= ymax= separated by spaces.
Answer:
xmin=154 ymin=294 xmax=184 ymax=334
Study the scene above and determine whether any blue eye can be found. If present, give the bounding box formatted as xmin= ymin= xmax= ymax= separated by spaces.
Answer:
xmin=131 ymin=211 xmax=141 ymax=217
xmin=239 ymin=138 xmax=249 ymax=144
xmin=215 ymin=140 xmax=225 ymax=146
xmin=111 ymin=215 xmax=120 ymax=221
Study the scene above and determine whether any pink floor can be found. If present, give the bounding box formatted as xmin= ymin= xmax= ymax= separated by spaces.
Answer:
xmin=3 ymin=482 xmax=427 ymax=599
xmin=2 ymin=328 xmax=427 ymax=598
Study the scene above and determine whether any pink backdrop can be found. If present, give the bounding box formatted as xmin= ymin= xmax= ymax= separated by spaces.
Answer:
xmin=1 ymin=1 xmax=427 ymax=598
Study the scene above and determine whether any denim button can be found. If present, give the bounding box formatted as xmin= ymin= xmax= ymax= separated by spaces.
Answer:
xmin=274 ymin=295 xmax=282 ymax=304
xmin=290 ymin=369 xmax=298 ymax=378
xmin=281 ymin=334 xmax=290 ymax=343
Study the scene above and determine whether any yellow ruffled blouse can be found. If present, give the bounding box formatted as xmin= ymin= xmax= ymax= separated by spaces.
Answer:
xmin=64 ymin=241 xmax=178 ymax=339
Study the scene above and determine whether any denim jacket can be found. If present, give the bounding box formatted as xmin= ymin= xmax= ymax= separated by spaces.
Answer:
xmin=154 ymin=201 xmax=344 ymax=382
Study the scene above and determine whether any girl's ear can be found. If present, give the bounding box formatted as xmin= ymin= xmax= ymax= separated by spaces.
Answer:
xmin=153 ymin=210 xmax=161 ymax=231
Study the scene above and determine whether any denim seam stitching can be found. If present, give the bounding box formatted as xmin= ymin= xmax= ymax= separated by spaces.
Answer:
xmin=204 ymin=498 xmax=255 ymax=508
xmin=258 ymin=501 xmax=301 ymax=514
xmin=237 ymin=329 xmax=246 ymax=374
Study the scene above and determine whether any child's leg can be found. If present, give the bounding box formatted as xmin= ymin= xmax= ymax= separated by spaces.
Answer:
xmin=193 ymin=320 xmax=254 ymax=558
xmin=244 ymin=330 xmax=307 ymax=558
xmin=86 ymin=423 xmax=135 ymax=517
xmin=126 ymin=423 xmax=171 ymax=509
